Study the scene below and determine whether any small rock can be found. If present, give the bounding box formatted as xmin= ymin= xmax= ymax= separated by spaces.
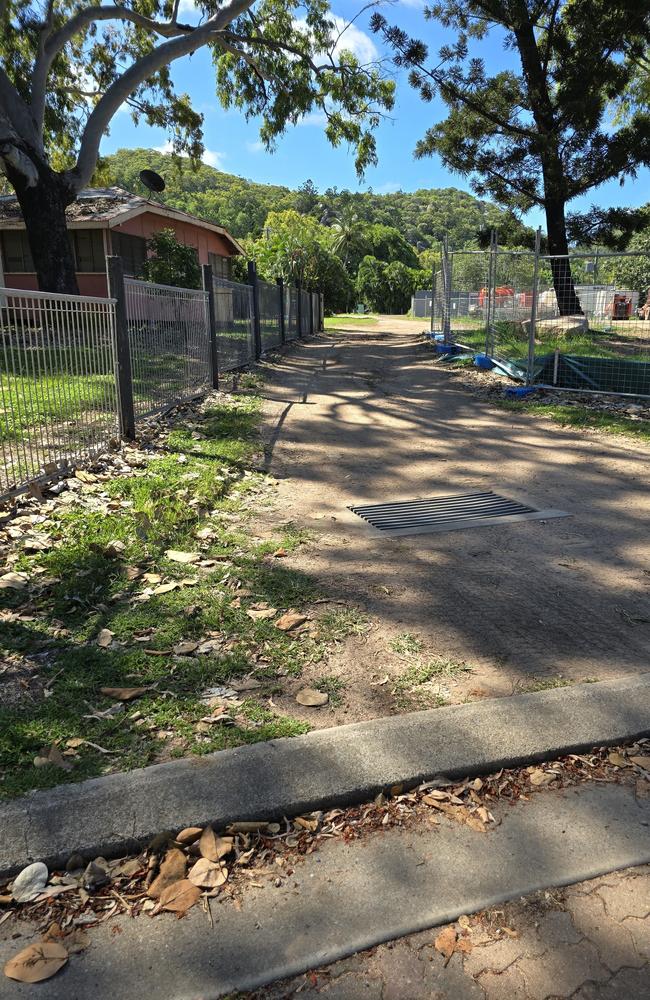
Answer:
xmin=83 ymin=861 xmax=109 ymax=892
xmin=65 ymin=853 xmax=84 ymax=873
xmin=11 ymin=862 xmax=49 ymax=903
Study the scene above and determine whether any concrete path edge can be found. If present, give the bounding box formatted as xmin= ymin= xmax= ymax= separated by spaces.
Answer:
xmin=1 ymin=674 xmax=649 ymax=875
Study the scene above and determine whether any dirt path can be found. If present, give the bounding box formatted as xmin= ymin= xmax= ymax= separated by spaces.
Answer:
xmin=256 ymin=325 xmax=650 ymax=728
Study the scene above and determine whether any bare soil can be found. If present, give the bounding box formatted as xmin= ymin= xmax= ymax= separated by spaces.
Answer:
xmin=254 ymin=322 xmax=650 ymax=729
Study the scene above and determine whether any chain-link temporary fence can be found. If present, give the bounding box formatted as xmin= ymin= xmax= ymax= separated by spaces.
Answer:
xmin=417 ymin=239 xmax=650 ymax=398
xmin=0 ymin=286 xmax=118 ymax=497
xmin=125 ymin=278 xmax=211 ymax=418
xmin=212 ymin=276 xmax=256 ymax=372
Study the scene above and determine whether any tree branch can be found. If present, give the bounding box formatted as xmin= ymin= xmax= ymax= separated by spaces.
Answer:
xmin=31 ymin=3 xmax=198 ymax=127
xmin=68 ymin=0 xmax=257 ymax=189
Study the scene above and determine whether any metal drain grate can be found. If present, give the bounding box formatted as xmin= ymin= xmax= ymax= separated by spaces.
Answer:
xmin=348 ymin=491 xmax=569 ymax=537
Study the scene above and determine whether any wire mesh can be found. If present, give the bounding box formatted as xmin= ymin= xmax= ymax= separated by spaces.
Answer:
xmin=125 ymin=278 xmax=211 ymax=418
xmin=0 ymin=286 xmax=118 ymax=498
xmin=211 ymin=276 xmax=255 ymax=372
xmin=300 ymin=289 xmax=311 ymax=337
xmin=528 ymin=254 xmax=650 ymax=396
xmin=258 ymin=280 xmax=282 ymax=352
xmin=286 ymin=285 xmax=298 ymax=340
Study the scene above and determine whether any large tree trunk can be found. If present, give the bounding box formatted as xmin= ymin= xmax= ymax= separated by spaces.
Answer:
xmin=6 ymin=154 xmax=78 ymax=295
xmin=544 ymin=196 xmax=583 ymax=317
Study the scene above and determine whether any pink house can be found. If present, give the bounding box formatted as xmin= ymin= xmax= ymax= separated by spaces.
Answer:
xmin=0 ymin=187 xmax=244 ymax=295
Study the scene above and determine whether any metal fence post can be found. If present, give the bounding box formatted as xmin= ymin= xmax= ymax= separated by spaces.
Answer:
xmin=441 ymin=235 xmax=452 ymax=343
xmin=319 ymin=292 xmax=324 ymax=331
xmin=248 ymin=260 xmax=262 ymax=359
xmin=527 ymin=227 xmax=542 ymax=385
xmin=106 ymin=255 xmax=135 ymax=440
xmin=296 ymin=281 xmax=303 ymax=339
xmin=202 ymin=263 xmax=219 ymax=390
xmin=484 ymin=229 xmax=497 ymax=356
xmin=308 ymin=289 xmax=314 ymax=337
xmin=277 ymin=278 xmax=286 ymax=344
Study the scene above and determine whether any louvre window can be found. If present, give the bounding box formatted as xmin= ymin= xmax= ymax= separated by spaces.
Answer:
xmin=113 ymin=232 xmax=147 ymax=277
xmin=1 ymin=231 xmax=34 ymax=272
xmin=208 ymin=252 xmax=232 ymax=279
xmin=72 ymin=229 xmax=105 ymax=272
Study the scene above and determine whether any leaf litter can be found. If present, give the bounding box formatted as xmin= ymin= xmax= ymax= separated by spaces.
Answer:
xmin=2 ymin=735 xmax=645 ymax=982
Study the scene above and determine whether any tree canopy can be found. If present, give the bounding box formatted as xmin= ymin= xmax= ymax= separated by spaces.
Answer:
xmin=0 ymin=0 xmax=393 ymax=290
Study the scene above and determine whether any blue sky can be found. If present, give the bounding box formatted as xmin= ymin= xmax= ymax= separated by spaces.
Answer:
xmin=101 ymin=0 xmax=650 ymax=230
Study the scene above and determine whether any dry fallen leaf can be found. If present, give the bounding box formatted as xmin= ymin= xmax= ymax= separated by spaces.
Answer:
xmin=272 ymin=548 xmax=288 ymax=558
xmin=629 ymin=756 xmax=650 ymax=771
xmin=230 ymin=677 xmax=262 ymax=692
xmin=529 ymin=768 xmax=556 ymax=786
xmin=199 ymin=827 xmax=234 ymax=863
xmin=246 ymin=608 xmax=277 ymax=621
xmin=176 ymin=827 xmax=203 ymax=846
xmin=173 ymin=641 xmax=199 ymax=656
xmin=4 ymin=942 xmax=68 ymax=983
xmin=153 ymin=582 xmax=180 ymax=595
xmin=0 ymin=572 xmax=29 ymax=590
xmin=275 ymin=612 xmax=308 ymax=632
xmin=608 ymin=752 xmax=628 ymax=768
xmin=295 ymin=688 xmax=329 ymax=707
xmin=158 ymin=879 xmax=201 ymax=916
xmin=165 ymin=550 xmax=200 ymax=564
xmin=188 ymin=858 xmax=228 ymax=889
xmin=147 ymin=848 xmax=187 ymax=899
xmin=100 ymin=686 xmax=149 ymax=702
xmin=434 ymin=926 xmax=457 ymax=965
xmin=96 ymin=628 xmax=114 ymax=648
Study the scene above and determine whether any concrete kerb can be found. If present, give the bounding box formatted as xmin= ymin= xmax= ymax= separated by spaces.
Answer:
xmin=1 ymin=674 xmax=649 ymax=876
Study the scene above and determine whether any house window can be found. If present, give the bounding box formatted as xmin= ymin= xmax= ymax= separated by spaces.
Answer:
xmin=208 ymin=252 xmax=232 ymax=280
xmin=113 ymin=232 xmax=147 ymax=277
xmin=1 ymin=231 xmax=34 ymax=272
xmin=72 ymin=229 xmax=105 ymax=272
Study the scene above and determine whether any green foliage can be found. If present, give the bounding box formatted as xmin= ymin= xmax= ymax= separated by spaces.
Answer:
xmin=372 ymin=0 xmax=650 ymax=254
xmin=142 ymin=228 xmax=201 ymax=289
xmin=611 ymin=232 xmax=650 ymax=298
xmin=104 ymin=149 xmax=532 ymax=251
xmin=356 ymin=256 xmax=424 ymax=313
xmin=248 ymin=210 xmax=353 ymax=312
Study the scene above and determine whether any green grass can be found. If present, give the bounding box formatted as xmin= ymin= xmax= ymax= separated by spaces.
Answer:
xmin=314 ymin=675 xmax=346 ymax=707
xmin=324 ymin=314 xmax=377 ymax=328
xmin=0 ymin=391 xmax=352 ymax=799
xmin=318 ymin=607 xmax=370 ymax=641
xmin=451 ymin=320 xmax=650 ymax=364
xmin=393 ymin=657 xmax=472 ymax=709
xmin=389 ymin=632 xmax=424 ymax=657
xmin=496 ymin=400 xmax=650 ymax=443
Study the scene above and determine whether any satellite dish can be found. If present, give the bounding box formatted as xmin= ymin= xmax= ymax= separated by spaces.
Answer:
xmin=139 ymin=169 xmax=166 ymax=195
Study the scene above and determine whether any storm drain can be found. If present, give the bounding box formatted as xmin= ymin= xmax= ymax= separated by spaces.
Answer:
xmin=348 ymin=491 xmax=569 ymax=537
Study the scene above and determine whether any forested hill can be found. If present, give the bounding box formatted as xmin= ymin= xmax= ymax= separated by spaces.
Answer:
xmin=103 ymin=148 xmax=529 ymax=248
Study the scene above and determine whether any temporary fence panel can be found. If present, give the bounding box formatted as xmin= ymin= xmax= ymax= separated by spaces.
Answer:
xmin=212 ymin=276 xmax=256 ymax=372
xmin=0 ymin=286 xmax=118 ymax=498
xmin=258 ymin=280 xmax=282 ymax=352
xmin=527 ymin=253 xmax=650 ymax=397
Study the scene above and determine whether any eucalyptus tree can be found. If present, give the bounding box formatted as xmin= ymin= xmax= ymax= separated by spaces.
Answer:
xmin=0 ymin=0 xmax=393 ymax=291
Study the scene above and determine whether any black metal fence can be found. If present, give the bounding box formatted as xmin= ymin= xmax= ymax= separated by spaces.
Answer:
xmin=0 ymin=258 xmax=323 ymax=499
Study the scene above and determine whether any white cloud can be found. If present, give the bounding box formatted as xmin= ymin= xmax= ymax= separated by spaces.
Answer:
xmin=202 ymin=148 xmax=225 ymax=169
xmin=330 ymin=16 xmax=379 ymax=63
xmin=153 ymin=141 xmax=224 ymax=169
xmin=296 ymin=111 xmax=328 ymax=128
xmin=246 ymin=140 xmax=264 ymax=154
xmin=176 ymin=0 xmax=201 ymax=17
xmin=294 ymin=15 xmax=379 ymax=65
